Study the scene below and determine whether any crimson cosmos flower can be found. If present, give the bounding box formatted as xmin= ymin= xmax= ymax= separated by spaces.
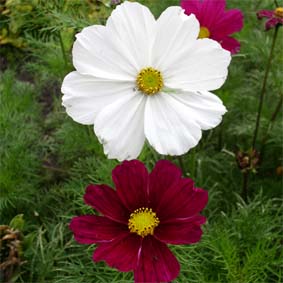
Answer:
xmin=70 ymin=160 xmax=208 ymax=282
xmin=180 ymin=0 xmax=243 ymax=54
xmin=257 ymin=7 xmax=283 ymax=30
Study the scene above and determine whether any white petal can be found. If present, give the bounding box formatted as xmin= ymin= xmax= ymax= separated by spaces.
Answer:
xmin=61 ymin=71 xmax=134 ymax=125
xmin=144 ymin=93 xmax=202 ymax=156
xmin=94 ymin=93 xmax=146 ymax=161
xmin=73 ymin=25 xmax=136 ymax=80
xmin=106 ymin=1 xmax=156 ymax=69
xmin=164 ymin=38 xmax=231 ymax=91
xmin=152 ymin=7 xmax=199 ymax=70
xmin=167 ymin=90 xmax=227 ymax=130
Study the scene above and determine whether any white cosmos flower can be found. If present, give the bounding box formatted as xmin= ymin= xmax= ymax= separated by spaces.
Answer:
xmin=61 ymin=1 xmax=231 ymax=161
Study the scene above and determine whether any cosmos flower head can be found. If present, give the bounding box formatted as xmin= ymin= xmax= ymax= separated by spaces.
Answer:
xmin=181 ymin=0 xmax=244 ymax=54
xmin=70 ymin=160 xmax=208 ymax=282
xmin=257 ymin=7 xmax=283 ymax=31
xmin=62 ymin=1 xmax=231 ymax=161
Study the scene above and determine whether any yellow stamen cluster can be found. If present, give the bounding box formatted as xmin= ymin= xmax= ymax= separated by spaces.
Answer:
xmin=198 ymin=26 xmax=210 ymax=39
xmin=136 ymin=67 xmax=163 ymax=95
xmin=128 ymin=207 xmax=160 ymax=237
xmin=274 ymin=7 xmax=283 ymax=18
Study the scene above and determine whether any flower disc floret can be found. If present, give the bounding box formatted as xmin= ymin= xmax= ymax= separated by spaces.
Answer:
xmin=198 ymin=26 xmax=210 ymax=38
xmin=274 ymin=7 xmax=283 ymax=18
xmin=128 ymin=207 xmax=160 ymax=237
xmin=136 ymin=67 xmax=163 ymax=95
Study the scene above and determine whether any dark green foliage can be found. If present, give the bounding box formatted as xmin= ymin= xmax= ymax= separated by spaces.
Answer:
xmin=0 ymin=71 xmax=42 ymax=213
xmin=0 ymin=0 xmax=282 ymax=282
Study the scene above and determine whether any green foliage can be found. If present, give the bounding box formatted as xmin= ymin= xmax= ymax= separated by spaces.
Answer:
xmin=0 ymin=0 xmax=282 ymax=282
xmin=174 ymin=195 xmax=282 ymax=283
xmin=9 ymin=214 xmax=25 ymax=231
xmin=0 ymin=71 xmax=43 ymax=214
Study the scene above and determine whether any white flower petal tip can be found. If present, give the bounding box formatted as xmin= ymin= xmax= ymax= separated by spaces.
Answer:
xmin=61 ymin=1 xmax=232 ymax=160
xmin=144 ymin=90 xmax=228 ymax=156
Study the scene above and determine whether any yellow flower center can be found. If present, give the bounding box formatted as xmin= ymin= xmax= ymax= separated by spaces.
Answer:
xmin=136 ymin=67 xmax=163 ymax=95
xmin=198 ymin=26 xmax=211 ymax=39
xmin=274 ymin=7 xmax=283 ymax=18
xmin=128 ymin=207 xmax=160 ymax=237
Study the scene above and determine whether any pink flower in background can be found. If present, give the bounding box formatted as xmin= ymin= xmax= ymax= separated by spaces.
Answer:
xmin=181 ymin=0 xmax=243 ymax=54
xmin=70 ymin=160 xmax=208 ymax=282
xmin=257 ymin=7 xmax=283 ymax=30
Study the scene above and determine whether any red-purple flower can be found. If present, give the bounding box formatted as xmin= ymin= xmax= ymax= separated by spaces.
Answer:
xmin=257 ymin=7 xmax=283 ymax=31
xmin=180 ymin=0 xmax=243 ymax=54
xmin=70 ymin=160 xmax=208 ymax=282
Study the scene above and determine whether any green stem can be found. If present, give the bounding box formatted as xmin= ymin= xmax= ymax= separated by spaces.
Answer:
xmin=269 ymin=94 xmax=283 ymax=123
xmin=218 ymin=123 xmax=223 ymax=151
xmin=252 ymin=26 xmax=279 ymax=149
xmin=190 ymin=148 xmax=196 ymax=178
xmin=42 ymin=164 xmax=67 ymax=174
xmin=260 ymin=93 xmax=283 ymax=155
xmin=177 ymin=155 xmax=186 ymax=176
xmin=59 ymin=31 xmax=68 ymax=68
xmin=241 ymin=171 xmax=249 ymax=202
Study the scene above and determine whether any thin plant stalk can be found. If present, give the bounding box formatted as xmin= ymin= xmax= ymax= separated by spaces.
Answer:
xmin=252 ymin=26 xmax=279 ymax=149
xmin=242 ymin=171 xmax=249 ymax=202
xmin=190 ymin=148 xmax=196 ymax=178
xmin=260 ymin=93 xmax=283 ymax=156
xmin=59 ymin=31 xmax=68 ymax=68
xmin=243 ymin=26 xmax=279 ymax=202
xmin=177 ymin=155 xmax=186 ymax=176
xmin=217 ymin=123 xmax=223 ymax=151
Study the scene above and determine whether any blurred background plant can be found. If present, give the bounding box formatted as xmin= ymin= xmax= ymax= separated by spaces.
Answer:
xmin=0 ymin=0 xmax=282 ymax=282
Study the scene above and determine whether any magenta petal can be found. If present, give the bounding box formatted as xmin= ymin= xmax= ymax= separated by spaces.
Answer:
xmin=180 ymin=0 xmax=202 ymax=17
xmin=112 ymin=160 xmax=149 ymax=211
xmin=70 ymin=215 xmax=127 ymax=244
xmin=183 ymin=0 xmax=226 ymax=28
xmin=157 ymin=179 xmax=208 ymax=222
xmin=84 ymin=184 xmax=128 ymax=224
xmin=155 ymin=215 xmax=206 ymax=245
xmin=134 ymin=236 xmax=180 ymax=283
xmin=93 ymin=233 xmax=141 ymax=272
xmin=257 ymin=10 xmax=274 ymax=19
xmin=199 ymin=0 xmax=226 ymax=27
xmin=148 ymin=160 xmax=182 ymax=209
xmin=220 ymin=36 xmax=241 ymax=54
xmin=265 ymin=18 xmax=282 ymax=30
xmin=211 ymin=9 xmax=244 ymax=37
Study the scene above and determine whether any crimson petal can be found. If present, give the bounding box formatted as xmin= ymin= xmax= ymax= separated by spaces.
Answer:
xmin=154 ymin=215 xmax=206 ymax=245
xmin=157 ymin=179 xmax=208 ymax=222
xmin=84 ymin=184 xmax=129 ymax=224
xmin=112 ymin=160 xmax=149 ymax=211
xmin=265 ymin=17 xmax=283 ymax=30
xmin=93 ymin=233 xmax=141 ymax=272
xmin=220 ymin=36 xmax=241 ymax=54
xmin=211 ymin=9 xmax=243 ymax=38
xmin=134 ymin=236 xmax=180 ymax=283
xmin=257 ymin=10 xmax=274 ymax=19
xmin=148 ymin=160 xmax=182 ymax=209
xmin=180 ymin=0 xmax=202 ymax=17
xmin=181 ymin=0 xmax=226 ymax=28
xmin=70 ymin=215 xmax=127 ymax=244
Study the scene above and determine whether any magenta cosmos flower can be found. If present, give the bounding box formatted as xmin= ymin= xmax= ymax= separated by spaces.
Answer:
xmin=70 ymin=160 xmax=208 ymax=282
xmin=257 ymin=7 xmax=283 ymax=30
xmin=180 ymin=0 xmax=243 ymax=54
